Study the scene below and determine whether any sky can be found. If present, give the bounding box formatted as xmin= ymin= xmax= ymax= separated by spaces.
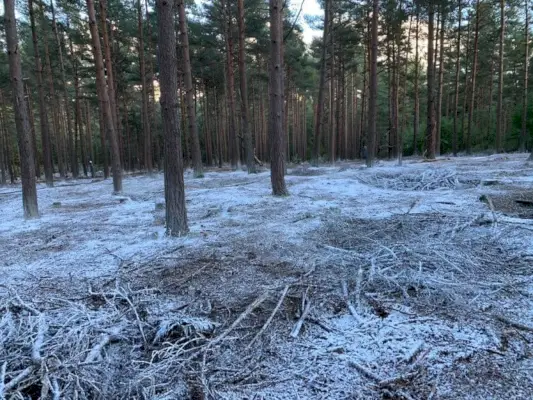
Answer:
xmin=292 ymin=0 xmax=323 ymax=44
xmin=196 ymin=0 xmax=323 ymax=45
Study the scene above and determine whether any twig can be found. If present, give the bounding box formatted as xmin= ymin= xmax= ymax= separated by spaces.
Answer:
xmin=379 ymin=372 xmax=418 ymax=387
xmin=341 ymin=281 xmax=363 ymax=324
xmin=247 ymin=285 xmax=290 ymax=349
xmin=290 ymin=301 xmax=312 ymax=338
xmin=493 ymin=314 xmax=533 ymax=333
xmin=210 ymin=292 xmax=269 ymax=347
xmin=83 ymin=325 xmax=124 ymax=364
xmin=3 ymin=366 xmax=34 ymax=393
xmin=405 ymin=340 xmax=424 ymax=363
xmin=32 ymin=314 xmax=47 ymax=365
xmin=0 ymin=362 xmax=6 ymax=397
xmin=348 ymin=361 xmax=381 ymax=382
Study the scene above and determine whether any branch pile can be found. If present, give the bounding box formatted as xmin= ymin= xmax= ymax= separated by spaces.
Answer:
xmin=358 ymin=169 xmax=462 ymax=191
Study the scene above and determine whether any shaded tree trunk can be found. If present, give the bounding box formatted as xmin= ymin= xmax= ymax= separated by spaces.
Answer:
xmin=313 ymin=0 xmax=330 ymax=164
xmin=137 ymin=0 xmax=152 ymax=173
xmin=4 ymin=0 xmax=39 ymax=218
xmin=426 ymin=2 xmax=436 ymax=159
xmin=467 ymin=0 xmax=480 ymax=154
xmin=156 ymin=0 xmax=189 ymax=235
xmin=522 ymin=0 xmax=530 ymax=153
xmin=367 ymin=0 xmax=379 ymax=167
xmin=51 ymin=0 xmax=77 ymax=177
xmin=237 ymin=0 xmax=256 ymax=173
xmin=269 ymin=0 xmax=288 ymax=195
xmin=436 ymin=7 xmax=446 ymax=156
xmin=87 ymin=0 xmax=122 ymax=192
xmin=452 ymin=0 xmax=462 ymax=156
xmin=413 ymin=6 xmax=420 ymax=156
xmin=221 ymin=0 xmax=239 ymax=169
xmin=29 ymin=0 xmax=53 ymax=186
xmin=495 ymin=0 xmax=505 ymax=153
xmin=25 ymin=83 xmax=39 ymax=178
xmin=178 ymin=0 xmax=203 ymax=177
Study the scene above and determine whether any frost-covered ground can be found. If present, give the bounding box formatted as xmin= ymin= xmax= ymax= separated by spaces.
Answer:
xmin=1 ymin=154 xmax=533 ymax=399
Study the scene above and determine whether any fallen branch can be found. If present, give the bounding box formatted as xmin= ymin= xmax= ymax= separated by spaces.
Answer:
xmin=290 ymin=301 xmax=311 ymax=338
xmin=405 ymin=340 xmax=424 ymax=364
xmin=210 ymin=292 xmax=269 ymax=347
xmin=341 ymin=281 xmax=363 ymax=324
xmin=247 ymin=285 xmax=290 ymax=349
xmin=379 ymin=371 xmax=418 ymax=388
xmin=493 ymin=314 xmax=533 ymax=333
xmin=3 ymin=366 xmax=34 ymax=393
xmin=348 ymin=361 xmax=381 ymax=382
xmin=83 ymin=325 xmax=124 ymax=364
xmin=32 ymin=314 xmax=47 ymax=365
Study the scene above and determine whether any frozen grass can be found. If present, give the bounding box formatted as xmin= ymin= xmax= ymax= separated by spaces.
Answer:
xmin=1 ymin=154 xmax=533 ymax=399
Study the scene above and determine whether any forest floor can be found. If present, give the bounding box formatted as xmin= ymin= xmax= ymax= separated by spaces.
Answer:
xmin=1 ymin=154 xmax=533 ymax=399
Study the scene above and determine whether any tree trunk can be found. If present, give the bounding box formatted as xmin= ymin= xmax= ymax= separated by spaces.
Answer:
xmin=137 ymin=0 xmax=152 ymax=173
xmin=40 ymin=1 xmax=65 ymax=178
xmin=87 ymin=0 xmax=122 ymax=192
xmin=467 ymin=0 xmax=480 ymax=154
xmin=51 ymin=0 xmax=77 ymax=177
xmin=413 ymin=6 xmax=420 ymax=156
xmin=236 ymin=0 xmax=256 ymax=173
xmin=495 ymin=0 xmax=505 ymax=153
xmin=221 ymin=0 xmax=239 ymax=169
xmin=29 ymin=0 xmax=53 ymax=186
xmin=453 ymin=0 xmax=462 ymax=156
xmin=367 ymin=0 xmax=379 ymax=167
xmin=313 ymin=0 xmax=330 ymax=164
xmin=436 ymin=7 xmax=446 ymax=156
xmin=177 ymin=0 xmax=203 ymax=177
xmin=269 ymin=0 xmax=288 ymax=195
xmin=4 ymin=0 xmax=39 ymax=218
xmin=522 ymin=0 xmax=530 ymax=153
xmin=25 ymin=83 xmax=40 ymax=178
xmin=156 ymin=0 xmax=189 ymax=235
xmin=426 ymin=2 xmax=436 ymax=159
xmin=99 ymin=0 xmax=120 ymax=169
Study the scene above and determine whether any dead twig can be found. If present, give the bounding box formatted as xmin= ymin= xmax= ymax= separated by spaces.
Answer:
xmin=290 ymin=291 xmax=312 ymax=338
xmin=493 ymin=314 xmax=533 ymax=333
xmin=210 ymin=292 xmax=269 ymax=347
xmin=341 ymin=281 xmax=363 ymax=324
xmin=247 ymin=285 xmax=290 ymax=349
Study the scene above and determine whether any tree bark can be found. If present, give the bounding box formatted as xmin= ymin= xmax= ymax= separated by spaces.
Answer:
xmin=367 ymin=0 xmax=379 ymax=167
xmin=87 ymin=0 xmax=122 ymax=192
xmin=4 ymin=0 xmax=39 ymax=218
xmin=25 ymin=83 xmax=39 ymax=178
xmin=452 ymin=0 xmax=462 ymax=156
xmin=177 ymin=0 xmax=204 ymax=177
xmin=436 ymin=7 xmax=446 ymax=156
xmin=221 ymin=0 xmax=239 ymax=169
xmin=51 ymin=1 xmax=77 ymax=177
xmin=156 ymin=0 xmax=189 ymax=235
xmin=29 ymin=0 xmax=53 ymax=186
xmin=313 ymin=0 xmax=330 ymax=164
xmin=237 ymin=0 xmax=256 ymax=173
xmin=522 ymin=0 xmax=530 ymax=153
xmin=467 ymin=0 xmax=480 ymax=154
xmin=495 ymin=0 xmax=505 ymax=153
xmin=426 ymin=2 xmax=436 ymax=159
xmin=269 ymin=0 xmax=288 ymax=195
xmin=413 ymin=6 xmax=420 ymax=156
xmin=137 ymin=0 xmax=152 ymax=173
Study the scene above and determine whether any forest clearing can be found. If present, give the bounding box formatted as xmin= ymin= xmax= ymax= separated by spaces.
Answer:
xmin=1 ymin=154 xmax=533 ymax=399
